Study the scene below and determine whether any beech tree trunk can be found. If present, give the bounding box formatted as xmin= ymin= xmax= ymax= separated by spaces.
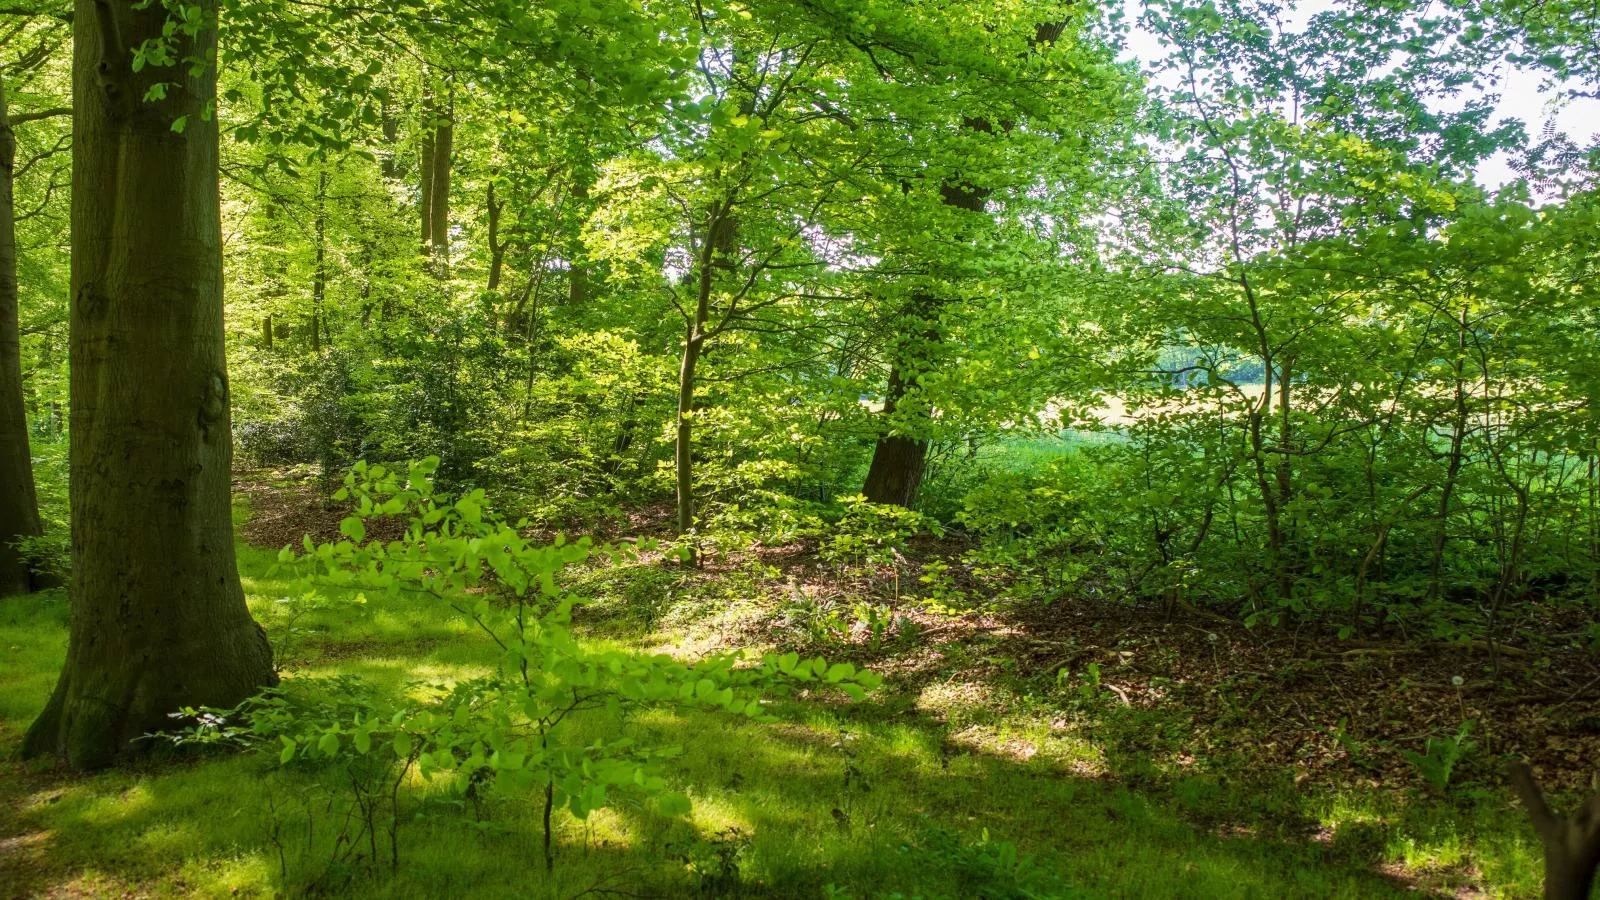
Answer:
xmin=674 ymin=205 xmax=737 ymax=541
xmin=426 ymin=88 xmax=453 ymax=272
xmin=0 ymin=72 xmax=46 ymax=595
xmin=861 ymin=176 xmax=988 ymax=508
xmin=861 ymin=24 xmax=1062 ymax=509
xmin=22 ymin=0 xmax=275 ymax=769
xmin=1508 ymin=761 xmax=1600 ymax=900
xmin=311 ymin=168 xmax=326 ymax=352
xmin=861 ymin=362 xmax=928 ymax=508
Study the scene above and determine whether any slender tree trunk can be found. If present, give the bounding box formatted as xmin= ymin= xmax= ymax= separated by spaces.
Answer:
xmin=427 ymin=87 xmax=453 ymax=273
xmin=379 ymin=94 xmax=399 ymax=179
xmin=418 ymin=85 xmax=434 ymax=254
xmin=675 ymin=326 xmax=705 ymax=535
xmin=486 ymin=179 xmax=505 ymax=294
xmin=674 ymin=207 xmax=734 ymax=540
xmin=567 ymin=175 xmax=590 ymax=306
xmin=0 ymin=72 xmax=46 ymax=595
xmin=22 ymin=0 xmax=275 ymax=769
xmin=1430 ymin=307 xmax=1471 ymax=600
xmin=310 ymin=168 xmax=326 ymax=353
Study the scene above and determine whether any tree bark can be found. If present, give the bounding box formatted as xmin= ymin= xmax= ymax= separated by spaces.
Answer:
xmin=567 ymin=175 xmax=590 ymax=305
xmin=674 ymin=205 xmax=736 ymax=540
xmin=486 ymin=179 xmax=505 ymax=294
xmin=861 ymin=362 xmax=928 ymax=508
xmin=1508 ymin=761 xmax=1600 ymax=900
xmin=426 ymin=87 xmax=453 ymax=273
xmin=0 ymin=71 xmax=46 ymax=595
xmin=22 ymin=0 xmax=275 ymax=769
xmin=418 ymin=84 xmax=434 ymax=254
xmin=860 ymin=22 xmax=1063 ymax=508
xmin=861 ymin=176 xmax=987 ymax=508
xmin=310 ymin=168 xmax=326 ymax=352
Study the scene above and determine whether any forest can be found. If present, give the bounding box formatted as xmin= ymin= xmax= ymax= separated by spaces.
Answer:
xmin=3 ymin=0 xmax=1600 ymax=895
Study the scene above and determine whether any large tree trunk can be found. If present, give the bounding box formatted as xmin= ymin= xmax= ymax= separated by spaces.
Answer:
xmin=861 ymin=363 xmax=929 ymax=508
xmin=22 ymin=0 xmax=275 ymax=769
xmin=0 ymin=72 xmax=46 ymax=595
xmin=860 ymin=175 xmax=988 ymax=508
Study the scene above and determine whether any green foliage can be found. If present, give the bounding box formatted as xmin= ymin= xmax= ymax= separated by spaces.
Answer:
xmin=1401 ymin=721 xmax=1479 ymax=795
xmin=176 ymin=458 xmax=881 ymax=873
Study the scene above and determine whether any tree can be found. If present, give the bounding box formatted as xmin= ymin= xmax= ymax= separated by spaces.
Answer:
xmin=0 ymin=71 xmax=45 ymax=595
xmin=0 ymin=10 xmax=68 ymax=596
xmin=23 ymin=0 xmax=275 ymax=769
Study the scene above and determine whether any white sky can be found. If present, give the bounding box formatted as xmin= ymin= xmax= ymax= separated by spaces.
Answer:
xmin=1119 ymin=0 xmax=1600 ymax=188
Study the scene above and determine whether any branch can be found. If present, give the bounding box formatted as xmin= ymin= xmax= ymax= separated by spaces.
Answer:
xmin=9 ymin=106 xmax=69 ymax=125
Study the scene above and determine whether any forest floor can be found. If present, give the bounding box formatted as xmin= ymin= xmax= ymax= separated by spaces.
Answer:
xmin=3 ymin=469 xmax=1597 ymax=897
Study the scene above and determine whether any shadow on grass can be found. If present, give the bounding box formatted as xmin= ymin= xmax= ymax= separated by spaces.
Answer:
xmin=0 ymin=555 xmax=1541 ymax=899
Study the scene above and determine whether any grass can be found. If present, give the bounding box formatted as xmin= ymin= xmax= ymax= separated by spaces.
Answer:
xmin=0 ymin=538 xmax=1550 ymax=898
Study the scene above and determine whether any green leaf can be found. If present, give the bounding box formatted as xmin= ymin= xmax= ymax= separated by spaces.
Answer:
xmin=656 ymin=792 xmax=692 ymax=817
xmin=340 ymin=516 xmax=366 ymax=543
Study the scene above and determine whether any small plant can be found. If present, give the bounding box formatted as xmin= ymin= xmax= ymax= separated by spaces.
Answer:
xmin=1402 ymin=719 xmax=1477 ymax=794
xmin=1057 ymin=661 xmax=1103 ymax=704
xmin=160 ymin=458 xmax=882 ymax=879
xmin=668 ymin=826 xmax=750 ymax=894
xmin=916 ymin=559 xmax=973 ymax=614
xmin=907 ymin=825 xmax=1076 ymax=899
xmin=820 ymin=496 xmax=942 ymax=599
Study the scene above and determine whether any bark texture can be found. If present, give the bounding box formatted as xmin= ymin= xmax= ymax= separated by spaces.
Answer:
xmin=1508 ymin=761 xmax=1600 ymax=900
xmin=861 ymin=177 xmax=987 ymax=508
xmin=0 ymin=73 xmax=47 ymax=595
xmin=22 ymin=0 xmax=275 ymax=769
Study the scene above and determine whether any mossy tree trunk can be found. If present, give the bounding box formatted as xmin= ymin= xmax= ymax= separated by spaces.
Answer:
xmin=22 ymin=0 xmax=275 ymax=770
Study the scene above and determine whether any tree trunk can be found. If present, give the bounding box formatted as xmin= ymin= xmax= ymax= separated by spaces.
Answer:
xmin=0 ymin=72 xmax=46 ymax=595
xmin=567 ymin=175 xmax=590 ymax=306
xmin=674 ymin=206 xmax=734 ymax=540
xmin=1508 ymin=761 xmax=1600 ymax=900
xmin=861 ymin=173 xmax=989 ymax=508
xmin=22 ymin=0 xmax=275 ymax=769
xmin=858 ymin=19 xmax=1063 ymax=509
xmin=675 ymin=327 xmax=704 ymax=536
xmin=418 ymin=87 xmax=434 ymax=254
xmin=486 ymin=179 xmax=505 ymax=294
xmin=861 ymin=363 xmax=928 ymax=508
xmin=426 ymin=88 xmax=453 ymax=273
xmin=311 ymin=168 xmax=326 ymax=352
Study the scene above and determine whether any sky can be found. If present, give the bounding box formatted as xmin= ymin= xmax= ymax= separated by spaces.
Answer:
xmin=1118 ymin=0 xmax=1600 ymax=188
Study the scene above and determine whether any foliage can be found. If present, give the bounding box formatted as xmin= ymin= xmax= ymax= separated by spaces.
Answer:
xmin=167 ymin=457 xmax=880 ymax=875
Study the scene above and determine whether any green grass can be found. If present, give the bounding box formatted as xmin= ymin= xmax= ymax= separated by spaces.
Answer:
xmin=0 ymin=541 xmax=1548 ymax=898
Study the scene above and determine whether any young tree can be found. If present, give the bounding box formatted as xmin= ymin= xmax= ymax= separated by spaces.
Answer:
xmin=23 ymin=0 xmax=275 ymax=769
